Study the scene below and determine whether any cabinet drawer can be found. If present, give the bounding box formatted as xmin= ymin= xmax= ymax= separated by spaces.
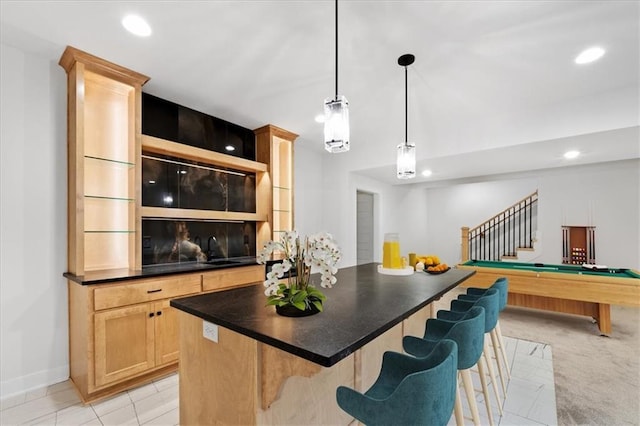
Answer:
xmin=94 ymin=274 xmax=202 ymax=311
xmin=202 ymin=265 xmax=264 ymax=292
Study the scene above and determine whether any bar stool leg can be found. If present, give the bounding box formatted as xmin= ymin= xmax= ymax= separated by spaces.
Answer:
xmin=460 ymin=368 xmax=482 ymax=426
xmin=490 ymin=329 xmax=508 ymax=397
xmin=483 ymin=339 xmax=504 ymax=415
xmin=454 ymin=376 xmax=465 ymax=426
xmin=495 ymin=321 xmax=511 ymax=379
xmin=477 ymin=356 xmax=495 ymax=426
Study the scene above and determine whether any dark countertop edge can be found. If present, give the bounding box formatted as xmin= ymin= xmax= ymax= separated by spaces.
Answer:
xmin=64 ymin=258 xmax=260 ymax=285
xmin=170 ymin=270 xmax=475 ymax=367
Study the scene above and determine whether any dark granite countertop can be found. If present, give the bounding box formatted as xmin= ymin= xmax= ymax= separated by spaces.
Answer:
xmin=64 ymin=257 xmax=260 ymax=285
xmin=170 ymin=263 xmax=475 ymax=367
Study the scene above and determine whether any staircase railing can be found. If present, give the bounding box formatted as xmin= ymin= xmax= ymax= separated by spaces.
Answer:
xmin=461 ymin=190 xmax=538 ymax=262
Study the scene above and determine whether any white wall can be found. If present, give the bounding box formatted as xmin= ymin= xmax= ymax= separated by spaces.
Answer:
xmin=316 ymin=153 xmax=415 ymax=268
xmin=293 ymin=143 xmax=324 ymax=239
xmin=418 ymin=160 xmax=640 ymax=268
xmin=423 ymin=177 xmax=540 ymax=264
xmin=0 ymin=43 xmax=69 ymax=398
xmin=537 ymin=160 xmax=639 ymax=267
xmin=297 ymin=145 xmax=639 ymax=272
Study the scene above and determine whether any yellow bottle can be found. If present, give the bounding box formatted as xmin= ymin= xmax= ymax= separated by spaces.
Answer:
xmin=383 ymin=233 xmax=403 ymax=269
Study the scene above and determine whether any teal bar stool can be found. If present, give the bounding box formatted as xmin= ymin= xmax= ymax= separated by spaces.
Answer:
xmin=336 ymin=339 xmax=458 ymax=426
xmin=443 ymin=288 xmax=503 ymax=422
xmin=461 ymin=277 xmax=511 ymax=394
xmin=403 ymin=306 xmax=487 ymax=426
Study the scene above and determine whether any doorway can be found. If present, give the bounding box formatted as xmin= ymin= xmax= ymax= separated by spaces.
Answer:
xmin=356 ymin=191 xmax=375 ymax=265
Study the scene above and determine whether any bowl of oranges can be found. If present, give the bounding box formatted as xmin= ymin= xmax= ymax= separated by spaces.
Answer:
xmin=425 ymin=262 xmax=450 ymax=274
xmin=414 ymin=255 xmax=450 ymax=274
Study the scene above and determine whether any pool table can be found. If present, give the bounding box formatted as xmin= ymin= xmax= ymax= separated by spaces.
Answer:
xmin=457 ymin=260 xmax=640 ymax=335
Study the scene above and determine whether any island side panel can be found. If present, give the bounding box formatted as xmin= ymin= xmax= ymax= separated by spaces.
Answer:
xmin=257 ymin=351 xmax=355 ymax=425
xmin=359 ymin=322 xmax=404 ymax=391
xmin=402 ymin=303 xmax=431 ymax=340
xmin=178 ymin=311 xmax=258 ymax=425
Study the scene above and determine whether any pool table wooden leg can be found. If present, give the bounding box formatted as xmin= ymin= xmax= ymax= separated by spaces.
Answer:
xmin=596 ymin=303 xmax=611 ymax=336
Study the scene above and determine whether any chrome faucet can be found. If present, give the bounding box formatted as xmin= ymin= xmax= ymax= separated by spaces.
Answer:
xmin=207 ymin=236 xmax=218 ymax=259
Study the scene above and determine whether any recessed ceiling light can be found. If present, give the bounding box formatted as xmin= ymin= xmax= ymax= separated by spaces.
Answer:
xmin=421 ymin=169 xmax=432 ymax=177
xmin=225 ymin=145 xmax=236 ymax=152
xmin=564 ymin=150 xmax=580 ymax=159
xmin=575 ymin=47 xmax=605 ymax=65
xmin=148 ymin=180 xmax=156 ymax=184
xmin=314 ymin=114 xmax=325 ymax=123
xmin=122 ymin=14 xmax=152 ymax=37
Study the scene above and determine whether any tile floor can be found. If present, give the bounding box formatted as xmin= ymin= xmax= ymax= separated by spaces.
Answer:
xmin=1 ymin=336 xmax=556 ymax=426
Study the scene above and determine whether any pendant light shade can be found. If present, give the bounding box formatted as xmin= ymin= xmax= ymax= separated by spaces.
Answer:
xmin=397 ymin=142 xmax=416 ymax=179
xmin=324 ymin=95 xmax=350 ymax=153
xmin=397 ymin=54 xmax=416 ymax=179
xmin=324 ymin=0 xmax=350 ymax=153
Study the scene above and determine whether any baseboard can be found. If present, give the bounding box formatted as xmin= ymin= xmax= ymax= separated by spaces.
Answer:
xmin=0 ymin=364 xmax=69 ymax=402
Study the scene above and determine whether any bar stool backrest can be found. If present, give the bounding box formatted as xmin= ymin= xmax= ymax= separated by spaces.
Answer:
xmin=425 ymin=306 xmax=485 ymax=370
xmin=336 ymin=339 xmax=459 ymax=426
xmin=453 ymin=288 xmax=499 ymax=333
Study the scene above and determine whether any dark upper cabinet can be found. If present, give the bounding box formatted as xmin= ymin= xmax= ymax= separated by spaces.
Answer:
xmin=141 ymin=153 xmax=256 ymax=213
xmin=142 ymin=92 xmax=256 ymax=161
xmin=142 ymin=93 xmax=179 ymax=142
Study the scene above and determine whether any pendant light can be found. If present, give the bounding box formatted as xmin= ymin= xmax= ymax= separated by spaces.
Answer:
xmin=397 ymin=54 xmax=416 ymax=179
xmin=324 ymin=0 xmax=349 ymax=153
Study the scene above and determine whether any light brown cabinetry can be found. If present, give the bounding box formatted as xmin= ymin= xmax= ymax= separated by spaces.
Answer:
xmin=255 ymin=125 xmax=298 ymax=247
xmin=69 ymin=273 xmax=202 ymax=402
xmin=93 ymin=298 xmax=186 ymax=388
xmin=94 ymin=303 xmax=155 ymax=387
xmin=68 ymin=265 xmax=264 ymax=403
xmin=60 ymin=46 xmax=284 ymax=403
xmin=60 ymin=46 xmax=149 ymax=275
xmin=202 ymin=265 xmax=265 ymax=292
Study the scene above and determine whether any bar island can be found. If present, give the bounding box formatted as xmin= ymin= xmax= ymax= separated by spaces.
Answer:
xmin=170 ymin=263 xmax=475 ymax=425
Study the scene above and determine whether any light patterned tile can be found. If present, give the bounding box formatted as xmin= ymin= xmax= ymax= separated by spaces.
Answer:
xmin=140 ymin=407 xmax=179 ymax=426
xmin=0 ymin=389 xmax=78 ymax=425
xmin=526 ymin=386 xmax=557 ymax=425
xmin=54 ymin=403 xmax=98 ymax=425
xmin=153 ymin=374 xmax=178 ymax=392
xmin=128 ymin=382 xmax=159 ymax=403
xmin=46 ymin=381 xmax=74 ymax=396
xmin=500 ymin=411 xmax=547 ymax=426
xmin=79 ymin=418 xmax=103 ymax=426
xmin=90 ymin=392 xmax=132 ymax=417
xmin=23 ymin=412 xmax=56 ymax=425
xmin=511 ymin=355 xmax=554 ymax=386
xmin=98 ymin=403 xmax=139 ymax=426
xmin=503 ymin=377 xmax=554 ymax=420
xmin=134 ymin=386 xmax=178 ymax=425
xmin=46 ymin=389 xmax=80 ymax=407
xmin=24 ymin=387 xmax=48 ymax=403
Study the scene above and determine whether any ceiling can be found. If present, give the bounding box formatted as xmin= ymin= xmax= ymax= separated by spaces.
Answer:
xmin=2 ymin=1 xmax=638 ymax=185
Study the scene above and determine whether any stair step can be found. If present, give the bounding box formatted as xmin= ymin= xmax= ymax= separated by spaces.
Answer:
xmin=517 ymin=247 xmax=535 ymax=251
xmin=502 ymin=255 xmax=518 ymax=259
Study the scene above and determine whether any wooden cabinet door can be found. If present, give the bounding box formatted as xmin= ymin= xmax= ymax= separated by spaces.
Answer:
xmin=153 ymin=299 xmax=179 ymax=366
xmin=94 ymin=304 xmax=155 ymax=387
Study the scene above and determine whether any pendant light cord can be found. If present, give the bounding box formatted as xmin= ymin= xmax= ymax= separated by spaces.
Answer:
xmin=404 ymin=65 xmax=408 ymax=145
xmin=335 ymin=0 xmax=339 ymax=100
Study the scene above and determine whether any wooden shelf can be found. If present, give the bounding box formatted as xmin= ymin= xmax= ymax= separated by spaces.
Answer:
xmin=141 ymin=206 xmax=267 ymax=222
xmin=142 ymin=134 xmax=267 ymax=173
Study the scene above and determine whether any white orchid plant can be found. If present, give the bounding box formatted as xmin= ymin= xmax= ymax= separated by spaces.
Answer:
xmin=257 ymin=230 xmax=342 ymax=312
